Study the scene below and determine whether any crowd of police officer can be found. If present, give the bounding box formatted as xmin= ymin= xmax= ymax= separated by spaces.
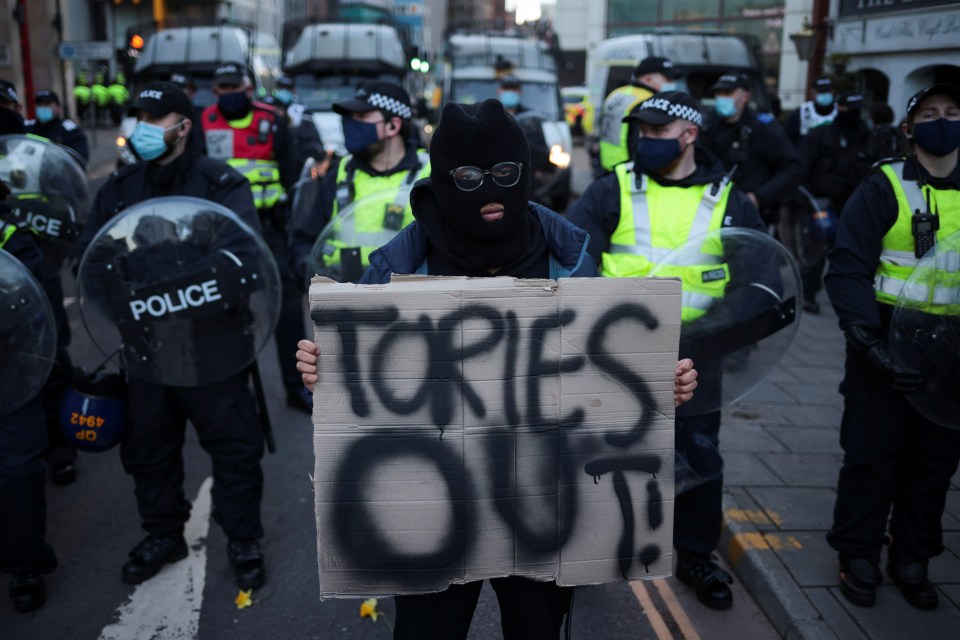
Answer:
xmin=1 ymin=50 xmax=958 ymax=631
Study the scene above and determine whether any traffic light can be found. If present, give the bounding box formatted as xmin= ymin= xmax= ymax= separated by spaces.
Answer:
xmin=130 ymin=34 xmax=144 ymax=50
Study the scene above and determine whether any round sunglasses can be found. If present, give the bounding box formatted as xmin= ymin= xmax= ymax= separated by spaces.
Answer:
xmin=447 ymin=162 xmax=523 ymax=192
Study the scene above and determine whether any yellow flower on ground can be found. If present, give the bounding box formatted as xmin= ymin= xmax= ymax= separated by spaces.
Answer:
xmin=360 ymin=598 xmax=380 ymax=621
xmin=235 ymin=589 xmax=254 ymax=609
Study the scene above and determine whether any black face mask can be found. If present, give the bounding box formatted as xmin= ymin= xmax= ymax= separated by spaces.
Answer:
xmin=0 ymin=107 xmax=25 ymax=135
xmin=424 ymin=100 xmax=534 ymax=270
xmin=218 ymin=91 xmax=252 ymax=120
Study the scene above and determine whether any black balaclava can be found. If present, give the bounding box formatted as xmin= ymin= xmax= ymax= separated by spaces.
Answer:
xmin=418 ymin=99 xmax=534 ymax=271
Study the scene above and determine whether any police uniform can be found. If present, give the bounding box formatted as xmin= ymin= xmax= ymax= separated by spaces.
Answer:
xmin=596 ymin=57 xmax=680 ymax=174
xmin=290 ymin=82 xmax=430 ymax=283
xmin=785 ymin=76 xmax=838 ymax=144
xmin=82 ymin=82 xmax=269 ymax=589
xmin=0 ymin=219 xmax=57 ymax=612
xmin=201 ymin=63 xmax=306 ymax=405
xmin=702 ymin=72 xmax=802 ymax=226
xmin=824 ymin=84 xmax=960 ymax=611
xmin=25 ymin=90 xmax=89 ymax=163
xmin=568 ymin=92 xmax=766 ymax=611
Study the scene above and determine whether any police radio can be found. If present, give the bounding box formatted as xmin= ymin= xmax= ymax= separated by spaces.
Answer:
xmin=912 ymin=184 xmax=939 ymax=259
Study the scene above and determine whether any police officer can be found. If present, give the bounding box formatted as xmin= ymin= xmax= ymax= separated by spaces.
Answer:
xmin=0 ymin=106 xmax=58 ymax=613
xmin=269 ymin=76 xmax=323 ymax=189
xmin=74 ymin=70 xmax=92 ymax=124
xmin=201 ymin=63 xmax=309 ymax=413
xmin=81 ymin=82 xmax=269 ymax=590
xmin=798 ymin=92 xmax=873 ymax=313
xmin=824 ymin=83 xmax=960 ymax=611
xmin=785 ymin=76 xmax=837 ymax=144
xmin=107 ymin=73 xmax=130 ymax=126
xmin=290 ymin=81 xmax=430 ymax=282
xmin=596 ymin=57 xmax=681 ymax=174
xmin=496 ymin=74 xmax=529 ymax=117
xmin=26 ymin=90 xmax=90 ymax=162
xmin=702 ymin=71 xmax=802 ymax=226
xmin=91 ymin=69 xmax=110 ymax=127
xmin=567 ymin=92 xmax=766 ymax=611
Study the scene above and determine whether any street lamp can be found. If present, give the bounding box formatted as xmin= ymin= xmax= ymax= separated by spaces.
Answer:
xmin=789 ymin=17 xmax=819 ymax=62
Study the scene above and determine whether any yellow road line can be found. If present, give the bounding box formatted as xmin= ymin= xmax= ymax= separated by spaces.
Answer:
xmin=630 ymin=580 xmax=673 ymax=640
xmin=653 ymin=579 xmax=702 ymax=640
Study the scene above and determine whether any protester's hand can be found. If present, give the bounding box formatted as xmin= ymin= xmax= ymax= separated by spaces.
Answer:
xmin=675 ymin=358 xmax=698 ymax=407
xmin=296 ymin=339 xmax=320 ymax=393
xmin=845 ymin=324 xmax=923 ymax=393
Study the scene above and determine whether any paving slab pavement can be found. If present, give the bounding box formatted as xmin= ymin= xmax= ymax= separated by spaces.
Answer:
xmin=716 ymin=297 xmax=960 ymax=639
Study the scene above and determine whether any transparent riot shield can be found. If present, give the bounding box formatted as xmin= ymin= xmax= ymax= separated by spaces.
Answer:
xmin=0 ymin=135 xmax=91 ymax=251
xmin=77 ymin=196 xmax=281 ymax=387
xmin=307 ymin=189 xmax=414 ymax=284
xmin=889 ymin=230 xmax=960 ymax=429
xmin=0 ymin=249 xmax=56 ymax=413
xmin=289 ymin=155 xmax=327 ymax=236
xmin=776 ymin=186 xmax=836 ymax=272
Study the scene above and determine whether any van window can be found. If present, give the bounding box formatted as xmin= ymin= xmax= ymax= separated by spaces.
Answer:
xmin=451 ymin=79 xmax=561 ymax=121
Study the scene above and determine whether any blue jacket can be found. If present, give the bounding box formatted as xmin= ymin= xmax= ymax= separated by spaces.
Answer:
xmin=359 ymin=202 xmax=598 ymax=284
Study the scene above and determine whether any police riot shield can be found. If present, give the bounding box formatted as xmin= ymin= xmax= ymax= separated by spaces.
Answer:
xmin=651 ymin=227 xmax=802 ymax=411
xmin=307 ymin=189 xmax=413 ymax=284
xmin=77 ymin=196 xmax=282 ymax=387
xmin=776 ymin=186 xmax=836 ymax=271
xmin=0 ymin=135 xmax=91 ymax=251
xmin=0 ymin=249 xmax=56 ymax=413
xmin=889 ymin=230 xmax=960 ymax=430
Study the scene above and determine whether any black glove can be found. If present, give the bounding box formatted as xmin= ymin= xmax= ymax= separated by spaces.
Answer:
xmin=845 ymin=324 xmax=923 ymax=393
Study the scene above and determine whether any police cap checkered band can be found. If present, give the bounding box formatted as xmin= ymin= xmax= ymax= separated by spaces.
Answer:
xmin=624 ymin=91 xmax=703 ymax=127
xmin=333 ymin=81 xmax=413 ymax=120
xmin=214 ymin=63 xmax=247 ymax=86
xmin=0 ymin=79 xmax=19 ymax=105
xmin=906 ymin=83 xmax=960 ymax=120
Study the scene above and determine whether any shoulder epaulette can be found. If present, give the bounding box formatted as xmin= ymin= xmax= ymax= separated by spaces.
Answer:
xmin=870 ymin=156 xmax=906 ymax=172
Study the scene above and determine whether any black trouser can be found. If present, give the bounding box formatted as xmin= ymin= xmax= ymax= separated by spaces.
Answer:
xmin=41 ymin=272 xmax=76 ymax=466
xmin=801 ymin=254 xmax=827 ymax=303
xmin=259 ymin=213 xmax=307 ymax=393
xmin=394 ymin=577 xmax=572 ymax=640
xmin=827 ymin=348 xmax=960 ymax=564
xmin=121 ymin=373 xmax=264 ymax=540
xmin=673 ymin=411 xmax=723 ymax=557
xmin=0 ymin=397 xmax=58 ymax=574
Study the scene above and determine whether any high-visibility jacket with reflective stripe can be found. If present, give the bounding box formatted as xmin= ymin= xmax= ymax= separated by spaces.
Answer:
xmin=323 ymin=152 xmax=431 ymax=269
xmin=202 ymin=103 xmax=283 ymax=211
xmin=0 ymin=223 xmax=17 ymax=248
xmin=598 ymin=85 xmax=653 ymax=172
xmin=875 ymin=161 xmax=960 ymax=314
xmin=606 ymin=162 xmax=732 ymax=321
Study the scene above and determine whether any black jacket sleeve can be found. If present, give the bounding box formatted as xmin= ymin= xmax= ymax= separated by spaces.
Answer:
xmin=752 ymin=121 xmax=803 ymax=207
xmin=824 ymin=172 xmax=900 ymax=332
xmin=785 ymin=110 xmax=802 ymax=145
xmin=565 ymin=173 xmax=622 ymax=267
xmin=724 ymin=187 xmax=766 ymax=231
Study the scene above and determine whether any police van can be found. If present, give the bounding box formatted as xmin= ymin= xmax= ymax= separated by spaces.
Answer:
xmin=588 ymin=31 xmax=771 ymax=120
xmin=282 ymin=22 xmax=407 ymax=157
xmin=116 ymin=24 xmax=282 ymax=164
xmin=441 ymin=32 xmax=573 ymax=211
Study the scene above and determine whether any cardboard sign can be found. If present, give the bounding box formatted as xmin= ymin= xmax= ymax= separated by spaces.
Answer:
xmin=310 ymin=276 xmax=681 ymax=597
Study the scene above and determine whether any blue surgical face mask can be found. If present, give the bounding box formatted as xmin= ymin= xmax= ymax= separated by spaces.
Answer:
xmin=715 ymin=96 xmax=738 ymax=118
xmin=660 ymin=82 xmax=678 ymax=93
xmin=815 ymin=92 xmax=834 ymax=108
xmin=342 ymin=117 xmax=381 ymax=155
xmin=635 ymin=136 xmax=684 ymax=173
xmin=129 ymin=120 xmax=181 ymax=162
xmin=499 ymin=90 xmax=521 ymax=109
xmin=274 ymin=89 xmax=293 ymax=106
xmin=911 ymin=118 xmax=960 ymax=157
xmin=35 ymin=106 xmax=55 ymax=124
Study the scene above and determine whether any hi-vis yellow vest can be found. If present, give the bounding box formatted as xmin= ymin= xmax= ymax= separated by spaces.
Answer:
xmin=598 ymin=85 xmax=653 ymax=172
xmin=323 ymin=151 xmax=431 ymax=268
xmin=605 ymin=162 xmax=733 ymax=322
xmin=875 ymin=161 xmax=960 ymax=314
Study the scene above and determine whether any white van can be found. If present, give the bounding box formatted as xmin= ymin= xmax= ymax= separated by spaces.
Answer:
xmin=283 ymin=23 xmax=407 ymax=157
xmin=117 ymin=25 xmax=282 ymax=164
xmin=588 ymin=32 xmax=771 ymax=117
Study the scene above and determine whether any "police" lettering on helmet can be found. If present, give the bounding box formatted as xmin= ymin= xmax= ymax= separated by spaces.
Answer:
xmin=128 ymin=280 xmax=222 ymax=321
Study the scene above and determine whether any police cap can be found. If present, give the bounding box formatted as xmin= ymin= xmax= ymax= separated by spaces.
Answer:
xmin=128 ymin=82 xmax=194 ymax=118
xmin=814 ymin=76 xmax=833 ymax=93
xmin=498 ymin=74 xmax=522 ymax=89
xmin=213 ymin=62 xmax=248 ymax=87
xmin=0 ymin=79 xmax=19 ymax=106
xmin=170 ymin=73 xmax=197 ymax=90
xmin=624 ymin=91 xmax=703 ymax=128
xmin=632 ymin=57 xmax=683 ymax=81
xmin=906 ymin=83 xmax=960 ymax=120
xmin=333 ymin=81 xmax=413 ymax=120
xmin=35 ymin=90 xmax=60 ymax=105
xmin=711 ymin=72 xmax=749 ymax=92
